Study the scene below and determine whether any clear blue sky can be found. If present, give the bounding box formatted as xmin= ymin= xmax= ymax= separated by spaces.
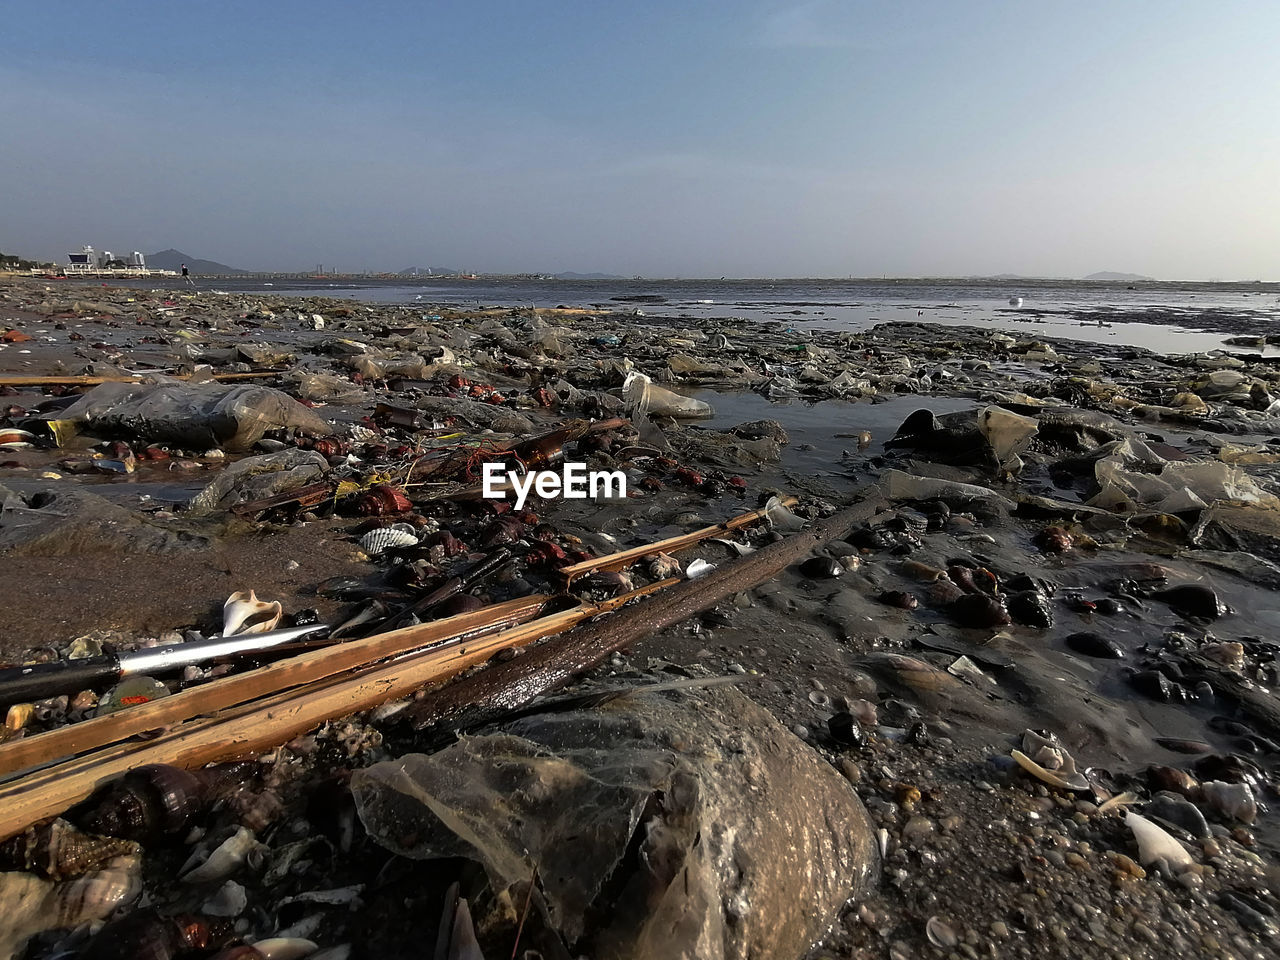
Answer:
xmin=3 ymin=0 xmax=1277 ymax=278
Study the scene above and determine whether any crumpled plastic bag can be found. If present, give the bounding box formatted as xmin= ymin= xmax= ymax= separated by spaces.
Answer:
xmin=978 ymin=405 xmax=1038 ymax=470
xmin=622 ymin=372 xmax=713 ymax=419
xmin=187 ymin=449 xmax=329 ymax=516
xmin=1089 ymin=442 xmax=1280 ymax=513
xmin=47 ymin=381 xmax=331 ymax=451
xmin=351 ymin=686 xmax=878 ymax=960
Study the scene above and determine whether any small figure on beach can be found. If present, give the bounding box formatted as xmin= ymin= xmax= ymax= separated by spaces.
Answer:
xmin=181 ymin=263 xmax=193 ymax=286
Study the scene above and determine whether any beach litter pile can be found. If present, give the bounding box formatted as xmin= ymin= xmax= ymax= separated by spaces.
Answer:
xmin=0 ymin=278 xmax=1279 ymax=958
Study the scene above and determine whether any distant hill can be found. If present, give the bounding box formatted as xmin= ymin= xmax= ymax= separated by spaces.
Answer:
xmin=1083 ymin=271 xmax=1153 ymax=282
xmin=147 ymin=249 xmax=248 ymax=275
xmin=555 ymin=271 xmax=624 ymax=280
xmin=398 ymin=266 xmax=463 ymax=277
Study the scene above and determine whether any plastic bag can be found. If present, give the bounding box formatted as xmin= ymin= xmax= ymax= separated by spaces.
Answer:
xmin=881 ymin=468 xmax=1017 ymax=508
xmin=351 ymin=686 xmax=877 ymax=960
xmin=622 ymin=372 xmax=713 ymax=419
xmin=48 ymin=381 xmax=332 ymax=451
xmin=978 ymin=405 xmax=1038 ymax=468
xmin=187 ymin=449 xmax=329 ymax=516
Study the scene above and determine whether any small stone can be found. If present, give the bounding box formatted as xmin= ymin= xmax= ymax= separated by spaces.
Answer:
xmin=839 ymin=758 xmax=862 ymax=784
xmin=901 ymin=815 xmax=935 ymax=846
xmin=990 ymin=921 xmax=1009 ymax=939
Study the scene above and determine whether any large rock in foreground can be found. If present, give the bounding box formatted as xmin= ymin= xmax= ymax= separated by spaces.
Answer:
xmin=353 ymin=685 xmax=878 ymax=960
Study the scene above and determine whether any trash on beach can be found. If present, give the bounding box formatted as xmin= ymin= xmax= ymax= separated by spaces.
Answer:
xmin=352 ymin=685 xmax=878 ymax=959
xmin=621 ymin=372 xmax=714 ymax=419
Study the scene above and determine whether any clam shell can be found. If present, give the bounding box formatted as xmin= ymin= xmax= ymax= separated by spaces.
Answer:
xmin=685 ymin=559 xmax=716 ymax=579
xmin=223 ymin=589 xmax=283 ymax=636
xmin=182 ymin=826 xmax=265 ymax=884
xmin=926 ymin=916 xmax=958 ymax=949
xmin=1011 ymin=749 xmax=1090 ymax=791
xmin=358 ymin=524 xmax=419 ymax=557
xmin=1126 ymin=811 xmax=1193 ymax=869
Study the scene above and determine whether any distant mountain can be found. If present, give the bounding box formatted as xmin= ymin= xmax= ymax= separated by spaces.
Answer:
xmin=148 ymin=249 xmax=248 ymax=275
xmin=555 ymin=271 xmax=624 ymax=280
xmin=398 ymin=266 xmax=463 ymax=277
xmin=1083 ymin=271 xmax=1153 ymax=282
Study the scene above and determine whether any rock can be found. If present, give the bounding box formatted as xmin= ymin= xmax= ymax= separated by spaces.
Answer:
xmin=352 ymin=686 xmax=878 ymax=960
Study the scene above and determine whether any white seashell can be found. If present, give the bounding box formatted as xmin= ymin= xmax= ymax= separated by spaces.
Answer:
xmin=0 ymin=864 xmax=142 ymax=959
xmin=182 ymin=826 xmax=265 ymax=884
xmin=203 ymin=879 xmax=248 ymax=917
xmin=711 ymin=538 xmax=755 ymax=556
xmin=926 ymin=915 xmax=959 ymax=949
xmin=1201 ymin=780 xmax=1258 ymax=824
xmin=223 ymin=590 xmax=283 ymax=636
xmin=1010 ymin=750 xmax=1089 ymax=791
xmin=253 ymin=937 xmax=320 ymax=960
xmin=358 ymin=524 xmax=419 ymax=557
xmin=1126 ymin=811 xmax=1193 ymax=869
xmin=763 ymin=496 xmax=807 ymax=532
xmin=646 ymin=552 xmax=682 ymax=578
xmin=1096 ymin=791 xmax=1139 ymax=815
xmin=685 ymin=559 xmax=716 ymax=579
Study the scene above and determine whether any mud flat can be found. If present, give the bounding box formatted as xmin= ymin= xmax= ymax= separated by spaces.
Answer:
xmin=1 ymin=276 xmax=1279 ymax=959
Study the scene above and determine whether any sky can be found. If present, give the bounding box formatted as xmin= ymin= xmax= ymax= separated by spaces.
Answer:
xmin=2 ymin=0 xmax=1278 ymax=279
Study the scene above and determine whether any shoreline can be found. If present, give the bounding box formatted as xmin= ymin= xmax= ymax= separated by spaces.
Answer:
xmin=1 ymin=276 xmax=1278 ymax=958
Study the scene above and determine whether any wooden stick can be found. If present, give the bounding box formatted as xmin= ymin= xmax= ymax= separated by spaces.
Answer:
xmin=0 ymin=371 xmax=283 ymax=388
xmin=0 ymin=595 xmax=551 ymax=779
xmin=557 ymin=495 xmax=798 ymax=584
xmin=409 ymin=494 xmax=880 ymax=731
xmin=0 ymin=580 xmax=676 ymax=840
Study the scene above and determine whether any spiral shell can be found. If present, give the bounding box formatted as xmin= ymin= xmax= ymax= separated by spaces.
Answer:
xmin=353 ymin=484 xmax=412 ymax=516
xmin=75 ymin=764 xmax=209 ymax=841
xmin=1 ymin=864 xmax=143 ymax=959
xmin=0 ymin=818 xmax=141 ymax=880
xmin=358 ymin=524 xmax=419 ymax=557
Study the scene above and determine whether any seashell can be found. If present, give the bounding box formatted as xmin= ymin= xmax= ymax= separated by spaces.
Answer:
xmin=686 ymin=559 xmax=716 ymax=579
xmin=0 ymin=818 xmax=141 ymax=880
xmin=799 ymin=556 xmax=842 ymax=579
xmin=0 ymin=428 xmax=36 ymax=448
xmin=76 ymin=764 xmax=209 ymax=841
xmin=353 ymin=483 xmax=412 ymax=516
xmin=878 ymin=590 xmax=918 ymax=610
xmin=479 ymin=515 xmax=525 ymax=547
xmin=204 ymin=879 xmax=249 ymax=917
xmin=78 ymin=908 xmax=232 ymax=960
xmin=253 ymin=939 xmax=320 ymax=960
xmin=847 ymin=698 xmax=879 ymax=725
xmin=925 ymin=916 xmax=959 ymax=949
xmin=1095 ymin=790 xmax=1139 ymax=815
xmin=897 ymin=559 xmax=945 ymax=582
xmin=223 ymin=590 xmax=284 ymax=636
xmin=763 ymin=495 xmax=807 ymax=532
xmin=1126 ymin=811 xmax=1193 ymax=869
xmin=4 ymin=702 xmax=34 ymax=737
xmin=1153 ymin=737 xmax=1211 ymax=754
xmin=947 ymin=593 xmax=1010 ymax=628
xmin=647 ymin=552 xmax=682 ymax=578
xmin=1006 ymin=590 xmax=1053 ymax=628
xmin=1153 ymin=583 xmax=1227 ymax=620
xmin=1200 ymin=780 xmax=1258 ymax=824
xmin=182 ymin=826 xmax=265 ymax=884
xmin=357 ymin=524 xmax=419 ymax=558
xmin=710 ymin=538 xmax=755 ymax=557
xmin=426 ymin=529 xmax=470 ymax=557
xmin=1064 ymin=631 xmax=1124 ymax=659
xmin=946 ymin=564 xmax=976 ymax=592
xmin=1 ymin=864 xmax=144 ymax=959
xmin=1013 ymin=729 xmax=1090 ymax=791
xmin=1147 ymin=792 xmax=1211 ymax=838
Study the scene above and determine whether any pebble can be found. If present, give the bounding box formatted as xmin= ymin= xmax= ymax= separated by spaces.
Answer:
xmin=901 ymin=815 xmax=935 ymax=846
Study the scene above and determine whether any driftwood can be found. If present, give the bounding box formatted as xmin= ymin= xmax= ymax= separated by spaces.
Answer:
xmin=557 ymin=495 xmax=798 ymax=584
xmin=406 ymin=493 xmax=882 ymax=731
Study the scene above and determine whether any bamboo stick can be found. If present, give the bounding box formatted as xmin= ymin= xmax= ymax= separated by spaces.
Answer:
xmin=0 ymin=595 xmax=551 ymax=779
xmin=556 ymin=496 xmax=798 ymax=584
xmin=0 ymin=579 xmax=677 ymax=840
